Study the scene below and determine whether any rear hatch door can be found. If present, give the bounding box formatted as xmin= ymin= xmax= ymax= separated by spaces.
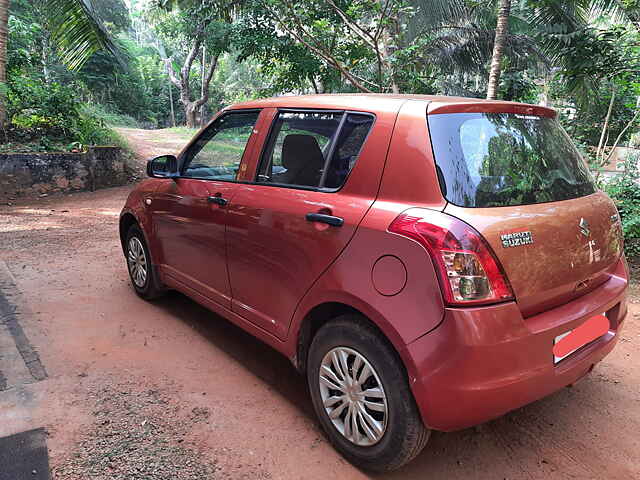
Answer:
xmin=428 ymin=108 xmax=623 ymax=316
xmin=445 ymin=193 xmax=622 ymax=316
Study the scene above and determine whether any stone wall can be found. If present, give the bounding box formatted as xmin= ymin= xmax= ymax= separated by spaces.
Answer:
xmin=0 ymin=147 xmax=131 ymax=201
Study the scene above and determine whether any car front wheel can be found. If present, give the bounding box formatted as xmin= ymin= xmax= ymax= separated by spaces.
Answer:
xmin=125 ymin=224 xmax=165 ymax=300
xmin=307 ymin=315 xmax=430 ymax=472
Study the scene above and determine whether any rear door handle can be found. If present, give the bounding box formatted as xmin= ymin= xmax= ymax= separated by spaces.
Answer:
xmin=207 ymin=195 xmax=228 ymax=206
xmin=305 ymin=213 xmax=344 ymax=227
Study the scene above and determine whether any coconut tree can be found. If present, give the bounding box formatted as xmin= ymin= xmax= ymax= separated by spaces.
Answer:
xmin=0 ymin=0 xmax=120 ymax=128
xmin=483 ymin=0 xmax=630 ymax=100
xmin=44 ymin=0 xmax=121 ymax=71
xmin=486 ymin=0 xmax=511 ymax=99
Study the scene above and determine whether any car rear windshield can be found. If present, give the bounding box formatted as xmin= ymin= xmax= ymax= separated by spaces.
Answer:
xmin=428 ymin=112 xmax=596 ymax=208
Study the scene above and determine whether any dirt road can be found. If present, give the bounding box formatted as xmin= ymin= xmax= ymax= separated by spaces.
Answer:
xmin=0 ymin=168 xmax=639 ymax=477
xmin=115 ymin=127 xmax=198 ymax=162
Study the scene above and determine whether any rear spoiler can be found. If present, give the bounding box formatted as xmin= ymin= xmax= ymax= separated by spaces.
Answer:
xmin=428 ymin=101 xmax=556 ymax=118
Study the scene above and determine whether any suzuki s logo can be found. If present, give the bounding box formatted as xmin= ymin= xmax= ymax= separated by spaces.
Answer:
xmin=579 ymin=218 xmax=590 ymax=237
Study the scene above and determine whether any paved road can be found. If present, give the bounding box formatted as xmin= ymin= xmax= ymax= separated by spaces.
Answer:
xmin=0 ymin=186 xmax=639 ymax=479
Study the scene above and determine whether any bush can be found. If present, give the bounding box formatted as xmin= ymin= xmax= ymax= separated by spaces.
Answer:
xmin=604 ymin=152 xmax=640 ymax=259
xmin=4 ymin=75 xmax=130 ymax=152
xmin=7 ymin=76 xmax=80 ymax=134
xmin=81 ymin=103 xmax=140 ymax=128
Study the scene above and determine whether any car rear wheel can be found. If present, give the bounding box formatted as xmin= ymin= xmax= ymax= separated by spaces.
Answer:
xmin=307 ymin=315 xmax=430 ymax=472
xmin=125 ymin=224 xmax=165 ymax=300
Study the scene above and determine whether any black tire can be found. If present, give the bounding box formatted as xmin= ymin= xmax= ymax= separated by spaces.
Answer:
xmin=307 ymin=314 xmax=430 ymax=472
xmin=124 ymin=224 xmax=165 ymax=300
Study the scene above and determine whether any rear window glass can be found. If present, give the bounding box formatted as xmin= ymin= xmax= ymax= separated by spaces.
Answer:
xmin=428 ymin=113 xmax=596 ymax=208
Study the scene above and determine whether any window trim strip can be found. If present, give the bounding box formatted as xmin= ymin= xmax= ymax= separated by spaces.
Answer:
xmin=318 ymin=112 xmax=347 ymax=188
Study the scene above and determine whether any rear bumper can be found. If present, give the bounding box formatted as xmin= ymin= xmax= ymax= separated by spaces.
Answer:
xmin=405 ymin=257 xmax=629 ymax=432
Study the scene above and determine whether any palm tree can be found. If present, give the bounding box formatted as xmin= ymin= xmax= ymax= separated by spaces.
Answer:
xmin=429 ymin=0 xmax=629 ymax=101
xmin=486 ymin=0 xmax=511 ymax=100
xmin=499 ymin=0 xmax=630 ymax=100
xmin=0 ymin=0 xmax=119 ymax=128
xmin=44 ymin=0 xmax=120 ymax=71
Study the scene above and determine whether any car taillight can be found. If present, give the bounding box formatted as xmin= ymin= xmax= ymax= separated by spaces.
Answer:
xmin=389 ymin=209 xmax=514 ymax=306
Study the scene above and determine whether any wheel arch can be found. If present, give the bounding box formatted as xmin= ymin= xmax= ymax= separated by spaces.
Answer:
xmin=292 ymin=299 xmax=417 ymax=383
xmin=119 ymin=212 xmax=139 ymax=252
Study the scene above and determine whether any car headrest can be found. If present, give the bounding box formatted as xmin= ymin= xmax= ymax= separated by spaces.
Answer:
xmin=282 ymin=134 xmax=324 ymax=171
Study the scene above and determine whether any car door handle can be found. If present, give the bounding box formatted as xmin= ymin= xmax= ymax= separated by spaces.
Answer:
xmin=207 ymin=196 xmax=228 ymax=206
xmin=305 ymin=213 xmax=344 ymax=227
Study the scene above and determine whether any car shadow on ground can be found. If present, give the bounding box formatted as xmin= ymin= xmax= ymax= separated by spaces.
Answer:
xmin=152 ymin=291 xmax=314 ymax=418
xmin=146 ymin=290 xmax=623 ymax=479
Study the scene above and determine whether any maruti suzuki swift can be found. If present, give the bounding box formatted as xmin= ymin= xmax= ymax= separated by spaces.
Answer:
xmin=119 ymin=95 xmax=628 ymax=472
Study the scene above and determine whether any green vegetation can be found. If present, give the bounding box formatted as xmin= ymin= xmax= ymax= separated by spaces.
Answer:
xmin=1 ymin=70 xmax=127 ymax=152
xmin=604 ymin=152 xmax=640 ymax=258
xmin=81 ymin=104 xmax=139 ymax=129
xmin=2 ymin=1 xmax=638 ymax=146
xmin=1 ymin=0 xmax=141 ymax=151
xmin=0 ymin=1 xmax=639 ymax=256
xmin=163 ymin=127 xmax=200 ymax=137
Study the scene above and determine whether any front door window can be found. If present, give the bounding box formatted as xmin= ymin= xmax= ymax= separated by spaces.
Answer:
xmin=182 ymin=111 xmax=260 ymax=181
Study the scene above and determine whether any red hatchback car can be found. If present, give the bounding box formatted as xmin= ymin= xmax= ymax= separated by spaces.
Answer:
xmin=120 ymin=95 xmax=628 ymax=471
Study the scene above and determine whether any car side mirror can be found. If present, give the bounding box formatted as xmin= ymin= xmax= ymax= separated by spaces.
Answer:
xmin=147 ymin=155 xmax=179 ymax=178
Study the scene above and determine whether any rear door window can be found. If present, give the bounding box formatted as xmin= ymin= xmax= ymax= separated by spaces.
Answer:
xmin=257 ymin=111 xmax=374 ymax=189
xmin=428 ymin=113 xmax=596 ymax=207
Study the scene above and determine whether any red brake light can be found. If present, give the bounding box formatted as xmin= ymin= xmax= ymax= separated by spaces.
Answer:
xmin=389 ymin=209 xmax=514 ymax=306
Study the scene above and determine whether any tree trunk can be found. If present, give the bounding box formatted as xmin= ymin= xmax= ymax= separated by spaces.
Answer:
xmin=486 ymin=0 xmax=511 ymax=100
xmin=0 ymin=0 xmax=9 ymax=129
xmin=539 ymin=71 xmax=553 ymax=107
xmin=163 ymin=25 xmax=222 ymax=128
xmin=596 ymin=85 xmax=616 ymax=163
xmin=168 ymin=79 xmax=176 ymax=128
xmin=604 ymin=107 xmax=640 ymax=165
xmin=379 ymin=36 xmax=399 ymax=93
xmin=162 ymin=30 xmax=201 ymax=127
xmin=200 ymin=46 xmax=206 ymax=127
xmin=41 ymin=34 xmax=51 ymax=83
xmin=185 ymin=102 xmax=198 ymax=129
xmin=310 ymin=76 xmax=327 ymax=94
xmin=378 ymin=2 xmax=400 ymax=94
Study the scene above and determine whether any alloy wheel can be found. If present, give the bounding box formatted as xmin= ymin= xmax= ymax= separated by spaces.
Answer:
xmin=127 ymin=237 xmax=148 ymax=288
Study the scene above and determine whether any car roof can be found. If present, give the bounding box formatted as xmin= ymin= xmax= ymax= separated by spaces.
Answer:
xmin=227 ymin=94 xmax=557 ymax=117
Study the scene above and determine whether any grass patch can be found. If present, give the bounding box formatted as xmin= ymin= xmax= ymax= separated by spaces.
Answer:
xmin=102 ymin=129 xmax=133 ymax=153
xmin=164 ymin=126 xmax=200 ymax=136
xmin=82 ymin=104 xmax=140 ymax=128
xmin=0 ymin=124 xmax=133 ymax=154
